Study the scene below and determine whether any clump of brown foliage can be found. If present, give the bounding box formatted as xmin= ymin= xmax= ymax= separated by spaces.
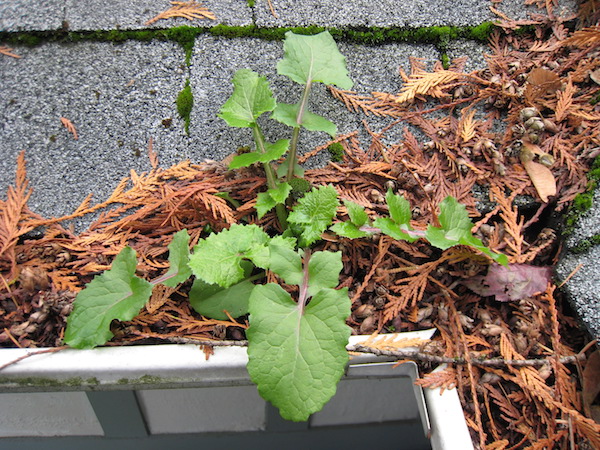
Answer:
xmin=1 ymin=2 xmax=600 ymax=448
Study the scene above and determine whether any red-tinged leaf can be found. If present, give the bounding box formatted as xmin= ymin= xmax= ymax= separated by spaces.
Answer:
xmin=464 ymin=263 xmax=552 ymax=302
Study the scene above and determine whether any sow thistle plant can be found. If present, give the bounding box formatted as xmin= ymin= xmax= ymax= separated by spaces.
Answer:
xmin=64 ymin=31 xmax=507 ymax=422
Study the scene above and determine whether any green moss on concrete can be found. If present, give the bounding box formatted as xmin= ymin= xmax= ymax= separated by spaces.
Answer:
xmin=0 ymin=22 xmax=500 ymax=50
xmin=163 ymin=26 xmax=198 ymax=64
xmin=564 ymin=156 xmax=600 ymax=234
xmin=0 ymin=376 xmax=100 ymax=388
xmin=327 ymin=142 xmax=345 ymax=162
xmin=176 ymin=79 xmax=193 ymax=135
xmin=570 ymin=234 xmax=600 ymax=254
xmin=116 ymin=375 xmax=165 ymax=385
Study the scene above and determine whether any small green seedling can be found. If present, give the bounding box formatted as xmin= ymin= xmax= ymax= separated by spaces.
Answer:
xmin=64 ymin=31 xmax=506 ymax=422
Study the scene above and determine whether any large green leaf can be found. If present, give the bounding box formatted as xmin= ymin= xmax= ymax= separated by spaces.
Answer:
xmin=307 ymin=251 xmax=342 ymax=297
xmin=189 ymin=279 xmax=254 ymax=320
xmin=271 ymin=103 xmax=336 ymax=136
xmin=161 ymin=229 xmax=192 ymax=287
xmin=267 ymin=243 xmax=303 ymax=286
xmin=425 ymin=196 xmax=508 ymax=264
xmin=330 ymin=200 xmax=370 ymax=238
xmin=277 ymin=31 xmax=353 ymax=89
xmin=288 ymin=185 xmax=339 ymax=247
xmin=386 ymin=190 xmax=412 ymax=226
xmin=64 ymin=247 xmax=153 ymax=349
xmin=373 ymin=217 xmax=417 ymax=242
xmin=255 ymin=182 xmax=292 ymax=219
xmin=330 ymin=221 xmax=369 ymax=239
xmin=229 ymin=139 xmax=289 ymax=169
xmin=189 ymin=224 xmax=271 ymax=287
xmin=218 ymin=69 xmax=277 ymax=128
xmin=246 ymin=283 xmax=350 ymax=421
xmin=344 ymin=200 xmax=368 ymax=227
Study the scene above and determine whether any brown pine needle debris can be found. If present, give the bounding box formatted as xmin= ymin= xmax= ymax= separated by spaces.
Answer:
xmin=145 ymin=1 xmax=216 ymax=26
xmin=0 ymin=46 xmax=20 ymax=58
xmin=60 ymin=117 xmax=78 ymax=140
xmin=2 ymin=1 xmax=600 ymax=447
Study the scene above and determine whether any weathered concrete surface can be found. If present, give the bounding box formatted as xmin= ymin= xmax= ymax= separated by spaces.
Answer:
xmin=556 ymin=187 xmax=600 ymax=341
xmin=0 ymin=40 xmax=188 ymax=228
xmin=0 ymin=0 xmax=578 ymax=32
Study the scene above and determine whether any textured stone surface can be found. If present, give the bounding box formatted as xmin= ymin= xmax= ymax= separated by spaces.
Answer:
xmin=0 ymin=40 xmax=188 ymax=227
xmin=556 ymin=185 xmax=600 ymax=341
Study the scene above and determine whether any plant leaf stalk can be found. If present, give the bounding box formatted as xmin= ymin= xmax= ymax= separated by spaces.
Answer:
xmin=252 ymin=125 xmax=288 ymax=228
xmin=286 ymin=80 xmax=313 ymax=181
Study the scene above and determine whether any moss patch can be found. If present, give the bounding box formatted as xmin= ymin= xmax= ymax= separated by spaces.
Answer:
xmin=327 ymin=142 xmax=345 ymax=162
xmin=564 ymin=156 xmax=600 ymax=234
xmin=1 ymin=22 xmax=499 ymax=49
xmin=0 ymin=376 xmax=100 ymax=388
xmin=176 ymin=79 xmax=193 ymax=135
xmin=570 ymin=234 xmax=600 ymax=254
xmin=116 ymin=374 xmax=165 ymax=385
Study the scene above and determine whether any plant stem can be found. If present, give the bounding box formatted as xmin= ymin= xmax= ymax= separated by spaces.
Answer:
xmin=252 ymin=125 xmax=288 ymax=229
xmin=252 ymin=125 xmax=278 ymax=190
xmin=297 ymin=248 xmax=312 ymax=312
xmin=286 ymin=80 xmax=313 ymax=181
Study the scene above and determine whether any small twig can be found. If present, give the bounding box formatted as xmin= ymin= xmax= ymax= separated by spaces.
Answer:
xmin=3 ymin=328 xmax=21 ymax=348
xmin=346 ymin=344 xmax=587 ymax=367
xmin=124 ymin=333 xmax=249 ymax=347
xmin=557 ymin=262 xmax=584 ymax=288
xmin=0 ymin=346 xmax=68 ymax=372
xmin=267 ymin=0 xmax=278 ymax=18
xmin=133 ymin=334 xmax=590 ymax=367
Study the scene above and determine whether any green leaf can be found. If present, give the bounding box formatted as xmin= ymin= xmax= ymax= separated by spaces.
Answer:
xmin=460 ymin=235 xmax=509 ymax=265
xmin=386 ymin=190 xmax=412 ymax=226
xmin=246 ymin=283 xmax=351 ymax=421
xmin=218 ymin=69 xmax=277 ymax=128
xmin=161 ymin=229 xmax=192 ymax=287
xmin=244 ymin=234 xmax=297 ymax=269
xmin=288 ymin=185 xmax=339 ymax=247
xmin=277 ymin=159 xmax=304 ymax=178
xmin=307 ymin=251 xmax=342 ymax=297
xmin=268 ymin=243 xmax=303 ymax=285
xmin=425 ymin=196 xmax=508 ymax=264
xmin=425 ymin=196 xmax=474 ymax=250
xmin=256 ymin=182 xmax=292 ymax=219
xmin=277 ymin=31 xmax=353 ymax=89
xmin=189 ymin=224 xmax=270 ymax=287
xmin=64 ymin=247 xmax=153 ymax=349
xmin=344 ymin=200 xmax=368 ymax=227
xmin=272 ymin=103 xmax=336 ymax=137
xmin=373 ymin=217 xmax=417 ymax=242
xmin=189 ymin=261 xmax=255 ymax=320
xmin=229 ymin=139 xmax=289 ymax=169
xmin=330 ymin=221 xmax=369 ymax=239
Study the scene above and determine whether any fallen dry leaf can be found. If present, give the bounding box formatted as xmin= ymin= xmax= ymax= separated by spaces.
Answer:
xmin=583 ymin=350 xmax=600 ymax=421
xmin=145 ymin=1 xmax=216 ymax=25
xmin=520 ymin=143 xmax=557 ymax=202
xmin=464 ymin=263 xmax=552 ymax=302
xmin=522 ymin=159 xmax=556 ymax=202
xmin=60 ymin=117 xmax=78 ymax=140
xmin=0 ymin=46 xmax=21 ymax=58
xmin=591 ymin=68 xmax=600 ymax=86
